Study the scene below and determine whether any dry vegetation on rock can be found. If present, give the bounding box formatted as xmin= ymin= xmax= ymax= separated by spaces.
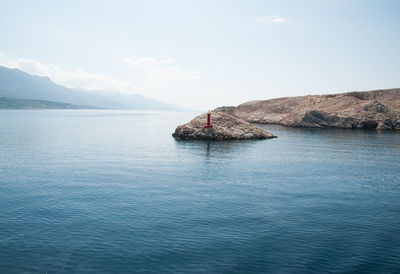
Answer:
xmin=216 ymin=88 xmax=400 ymax=130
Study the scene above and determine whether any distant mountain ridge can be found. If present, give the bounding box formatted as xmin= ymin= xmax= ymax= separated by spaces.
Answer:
xmin=0 ymin=66 xmax=177 ymax=110
xmin=216 ymin=88 xmax=400 ymax=130
xmin=0 ymin=97 xmax=98 ymax=109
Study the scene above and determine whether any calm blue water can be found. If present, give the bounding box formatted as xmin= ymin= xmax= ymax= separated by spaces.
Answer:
xmin=0 ymin=110 xmax=399 ymax=273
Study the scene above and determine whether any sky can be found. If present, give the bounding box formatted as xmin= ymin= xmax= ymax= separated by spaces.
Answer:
xmin=0 ymin=0 xmax=399 ymax=110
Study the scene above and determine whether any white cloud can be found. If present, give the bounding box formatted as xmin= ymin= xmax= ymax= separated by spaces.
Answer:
xmin=123 ymin=56 xmax=200 ymax=84
xmin=0 ymin=53 xmax=201 ymax=99
xmin=256 ymin=16 xmax=287 ymax=24
xmin=124 ymin=57 xmax=176 ymax=67
xmin=147 ymin=66 xmax=200 ymax=83
xmin=0 ymin=57 xmax=137 ymax=93
xmin=0 ymin=52 xmax=3 ymax=57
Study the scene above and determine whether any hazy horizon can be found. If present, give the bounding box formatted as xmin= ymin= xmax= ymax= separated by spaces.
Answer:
xmin=1 ymin=0 xmax=399 ymax=110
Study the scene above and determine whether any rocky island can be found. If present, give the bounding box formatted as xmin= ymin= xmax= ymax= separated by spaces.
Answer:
xmin=216 ymin=88 xmax=400 ymax=130
xmin=172 ymin=111 xmax=276 ymax=140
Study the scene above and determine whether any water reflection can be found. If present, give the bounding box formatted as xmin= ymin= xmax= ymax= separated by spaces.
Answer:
xmin=175 ymin=140 xmax=236 ymax=158
xmin=174 ymin=125 xmax=400 ymax=162
xmin=258 ymin=124 xmax=400 ymax=150
xmin=206 ymin=142 xmax=210 ymax=157
xmin=174 ymin=139 xmax=261 ymax=159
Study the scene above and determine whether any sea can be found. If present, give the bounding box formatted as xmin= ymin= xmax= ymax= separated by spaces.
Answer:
xmin=0 ymin=110 xmax=399 ymax=273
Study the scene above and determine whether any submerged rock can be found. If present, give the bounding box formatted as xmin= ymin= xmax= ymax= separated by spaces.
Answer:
xmin=172 ymin=111 xmax=276 ymax=140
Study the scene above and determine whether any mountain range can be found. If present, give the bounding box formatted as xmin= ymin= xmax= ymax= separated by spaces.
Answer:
xmin=0 ymin=66 xmax=177 ymax=110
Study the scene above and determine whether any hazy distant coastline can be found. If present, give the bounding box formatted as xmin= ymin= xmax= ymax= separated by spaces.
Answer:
xmin=0 ymin=97 xmax=101 ymax=110
xmin=0 ymin=66 xmax=180 ymax=111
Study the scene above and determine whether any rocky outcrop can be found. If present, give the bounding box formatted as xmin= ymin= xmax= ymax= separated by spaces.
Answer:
xmin=216 ymin=88 xmax=400 ymax=130
xmin=172 ymin=111 xmax=276 ymax=140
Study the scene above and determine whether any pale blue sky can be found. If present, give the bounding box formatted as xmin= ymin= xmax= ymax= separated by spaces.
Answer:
xmin=1 ymin=0 xmax=399 ymax=110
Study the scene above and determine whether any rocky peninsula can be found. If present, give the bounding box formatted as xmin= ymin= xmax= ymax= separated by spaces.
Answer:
xmin=172 ymin=111 xmax=276 ymax=140
xmin=216 ymin=88 xmax=400 ymax=130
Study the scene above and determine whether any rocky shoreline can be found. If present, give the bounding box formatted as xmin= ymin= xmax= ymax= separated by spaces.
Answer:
xmin=216 ymin=88 xmax=400 ymax=130
xmin=172 ymin=111 xmax=276 ymax=140
xmin=172 ymin=89 xmax=399 ymax=141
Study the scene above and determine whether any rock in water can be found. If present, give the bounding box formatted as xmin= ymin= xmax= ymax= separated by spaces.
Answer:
xmin=172 ymin=111 xmax=276 ymax=140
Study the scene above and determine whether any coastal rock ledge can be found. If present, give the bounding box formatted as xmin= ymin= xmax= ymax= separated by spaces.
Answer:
xmin=216 ymin=88 xmax=400 ymax=130
xmin=172 ymin=111 xmax=276 ymax=140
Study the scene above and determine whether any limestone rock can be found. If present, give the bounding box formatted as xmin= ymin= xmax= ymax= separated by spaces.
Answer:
xmin=172 ymin=111 xmax=276 ymax=140
xmin=216 ymin=88 xmax=400 ymax=130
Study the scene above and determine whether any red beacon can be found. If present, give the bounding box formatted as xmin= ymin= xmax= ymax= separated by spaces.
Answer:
xmin=203 ymin=112 xmax=213 ymax=129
